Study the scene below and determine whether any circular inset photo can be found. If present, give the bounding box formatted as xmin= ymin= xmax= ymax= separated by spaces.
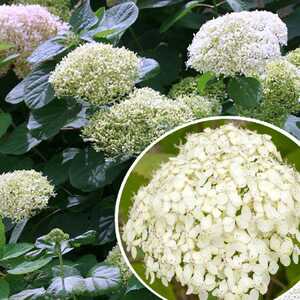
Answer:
xmin=115 ymin=117 xmax=300 ymax=300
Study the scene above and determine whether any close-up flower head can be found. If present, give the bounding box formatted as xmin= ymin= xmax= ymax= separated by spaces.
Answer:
xmin=122 ymin=123 xmax=300 ymax=300
xmin=187 ymin=11 xmax=287 ymax=77
xmin=0 ymin=170 xmax=55 ymax=222
xmin=0 ymin=4 xmax=68 ymax=78
xmin=81 ymin=87 xmax=194 ymax=157
xmin=49 ymin=43 xmax=140 ymax=106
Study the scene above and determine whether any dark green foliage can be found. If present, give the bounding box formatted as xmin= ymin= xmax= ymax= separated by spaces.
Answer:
xmin=0 ymin=0 xmax=299 ymax=299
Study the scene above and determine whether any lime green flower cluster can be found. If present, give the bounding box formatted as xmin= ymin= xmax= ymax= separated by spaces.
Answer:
xmin=262 ymin=59 xmax=300 ymax=112
xmin=105 ymin=245 xmax=131 ymax=285
xmin=168 ymin=76 xmax=223 ymax=117
xmin=0 ymin=170 xmax=55 ymax=222
xmin=13 ymin=0 xmax=72 ymax=21
xmin=82 ymin=87 xmax=194 ymax=156
xmin=169 ymin=76 xmax=226 ymax=101
xmin=239 ymin=58 xmax=300 ymax=127
xmin=168 ymin=77 xmax=198 ymax=98
xmin=287 ymin=48 xmax=300 ymax=68
xmin=177 ymin=95 xmax=221 ymax=119
xmin=44 ymin=228 xmax=70 ymax=244
xmin=49 ymin=43 xmax=140 ymax=106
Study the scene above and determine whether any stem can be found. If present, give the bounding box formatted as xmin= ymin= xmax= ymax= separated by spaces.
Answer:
xmin=129 ymin=28 xmax=143 ymax=52
xmin=57 ymin=244 xmax=66 ymax=292
xmin=271 ymin=277 xmax=287 ymax=290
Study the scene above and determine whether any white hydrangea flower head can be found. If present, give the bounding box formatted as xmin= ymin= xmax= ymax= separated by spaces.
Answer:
xmin=187 ymin=11 xmax=287 ymax=77
xmin=81 ymin=87 xmax=194 ymax=156
xmin=49 ymin=43 xmax=140 ymax=105
xmin=0 ymin=4 xmax=68 ymax=78
xmin=0 ymin=170 xmax=55 ymax=222
xmin=123 ymin=124 xmax=300 ymax=300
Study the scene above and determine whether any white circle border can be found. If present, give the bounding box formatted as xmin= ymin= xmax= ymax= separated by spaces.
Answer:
xmin=115 ymin=116 xmax=300 ymax=300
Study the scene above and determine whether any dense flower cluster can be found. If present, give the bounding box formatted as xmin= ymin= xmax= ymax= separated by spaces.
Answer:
xmin=187 ymin=11 xmax=287 ymax=77
xmin=177 ymin=95 xmax=221 ymax=119
xmin=261 ymin=58 xmax=300 ymax=111
xmin=82 ymin=88 xmax=194 ymax=156
xmin=123 ymin=124 xmax=300 ymax=300
xmin=0 ymin=4 xmax=68 ymax=78
xmin=49 ymin=43 xmax=140 ymax=105
xmin=0 ymin=170 xmax=55 ymax=222
xmin=13 ymin=0 xmax=71 ymax=20
xmin=105 ymin=245 xmax=132 ymax=285
xmin=238 ymin=58 xmax=300 ymax=127
xmin=169 ymin=76 xmax=226 ymax=102
xmin=287 ymin=48 xmax=300 ymax=68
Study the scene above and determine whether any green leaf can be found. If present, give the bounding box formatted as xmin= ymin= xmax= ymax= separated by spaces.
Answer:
xmin=160 ymin=0 xmax=205 ymax=33
xmin=138 ymin=0 xmax=184 ymax=9
xmin=0 ymin=113 xmax=12 ymax=138
xmin=197 ymin=72 xmax=215 ymax=95
xmin=123 ymin=288 xmax=160 ymax=300
xmin=0 ymin=278 xmax=9 ymax=300
xmin=52 ymin=265 xmax=81 ymax=278
xmin=93 ymin=29 xmax=116 ymax=41
xmin=97 ymin=2 xmax=138 ymax=40
xmin=9 ymin=288 xmax=46 ymax=300
xmin=27 ymin=97 xmax=82 ymax=140
xmin=69 ymin=230 xmax=97 ymax=248
xmin=98 ymin=200 xmax=115 ymax=245
xmin=0 ymin=243 xmax=34 ymax=261
xmin=284 ymin=7 xmax=300 ymax=41
xmin=9 ymin=219 xmax=28 ymax=244
xmin=70 ymin=0 xmax=98 ymax=33
xmin=69 ymin=148 xmax=130 ymax=192
xmin=126 ymin=276 xmax=144 ymax=294
xmin=141 ymin=45 xmax=182 ymax=91
xmin=47 ymin=275 xmax=86 ymax=297
xmin=136 ymin=58 xmax=160 ymax=83
xmin=0 ymin=218 xmax=5 ymax=258
xmin=225 ymin=0 xmax=254 ymax=11
xmin=0 ymin=123 xmax=40 ymax=155
xmin=284 ymin=115 xmax=300 ymax=140
xmin=0 ymin=42 xmax=14 ymax=51
xmin=227 ymin=76 xmax=262 ymax=108
xmin=0 ymin=155 xmax=33 ymax=173
xmin=0 ymin=54 xmax=19 ymax=69
xmin=27 ymin=36 xmax=68 ymax=65
xmin=85 ymin=263 xmax=121 ymax=295
xmin=7 ymin=257 xmax=53 ymax=275
xmin=76 ymin=255 xmax=98 ymax=277
xmin=5 ymin=80 xmax=25 ymax=104
xmin=43 ymin=148 xmax=80 ymax=185
xmin=23 ymin=62 xmax=56 ymax=109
